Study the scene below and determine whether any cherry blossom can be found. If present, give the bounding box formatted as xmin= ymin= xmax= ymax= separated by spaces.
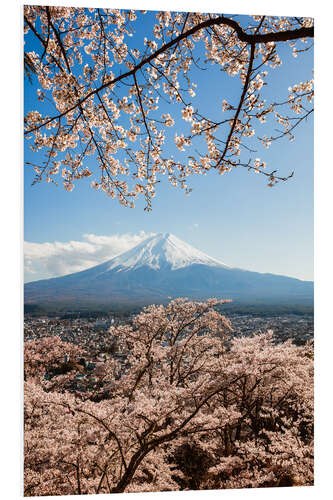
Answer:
xmin=24 ymin=7 xmax=313 ymax=209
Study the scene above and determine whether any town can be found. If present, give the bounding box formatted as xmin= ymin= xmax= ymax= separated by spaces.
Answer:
xmin=24 ymin=310 xmax=314 ymax=348
xmin=24 ymin=311 xmax=313 ymax=346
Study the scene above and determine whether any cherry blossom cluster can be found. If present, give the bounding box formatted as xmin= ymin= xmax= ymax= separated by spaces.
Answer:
xmin=24 ymin=7 xmax=313 ymax=208
xmin=24 ymin=298 xmax=313 ymax=495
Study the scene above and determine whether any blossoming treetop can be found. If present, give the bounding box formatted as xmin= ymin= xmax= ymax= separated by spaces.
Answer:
xmin=24 ymin=298 xmax=313 ymax=495
xmin=24 ymin=7 xmax=314 ymax=209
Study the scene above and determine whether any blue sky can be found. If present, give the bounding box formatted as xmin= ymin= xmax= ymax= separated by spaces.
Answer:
xmin=24 ymin=7 xmax=314 ymax=283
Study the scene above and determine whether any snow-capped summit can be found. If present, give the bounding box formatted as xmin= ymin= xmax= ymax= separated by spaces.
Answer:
xmin=24 ymin=232 xmax=313 ymax=309
xmin=104 ymin=232 xmax=229 ymax=272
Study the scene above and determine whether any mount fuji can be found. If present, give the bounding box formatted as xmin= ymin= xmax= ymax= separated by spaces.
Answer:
xmin=24 ymin=233 xmax=313 ymax=309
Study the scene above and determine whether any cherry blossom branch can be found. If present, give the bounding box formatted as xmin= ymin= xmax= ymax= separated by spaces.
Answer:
xmin=270 ymin=108 xmax=314 ymax=140
xmin=24 ymin=16 xmax=313 ymax=136
xmin=68 ymin=405 xmax=128 ymax=473
xmin=24 ymin=15 xmax=64 ymax=73
xmin=216 ymin=43 xmax=255 ymax=168
xmin=111 ymin=374 xmax=245 ymax=493
xmin=219 ymin=16 xmax=313 ymax=43
xmin=47 ymin=7 xmax=72 ymax=74
xmin=133 ymin=74 xmax=152 ymax=144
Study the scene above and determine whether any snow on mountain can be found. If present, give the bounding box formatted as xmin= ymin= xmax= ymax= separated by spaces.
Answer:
xmin=24 ymin=232 xmax=313 ymax=308
xmin=102 ymin=233 xmax=229 ymax=272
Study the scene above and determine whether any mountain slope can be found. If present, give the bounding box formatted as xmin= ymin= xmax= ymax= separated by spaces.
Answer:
xmin=24 ymin=233 xmax=313 ymax=308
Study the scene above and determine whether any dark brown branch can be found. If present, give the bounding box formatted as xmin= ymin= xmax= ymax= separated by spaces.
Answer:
xmin=216 ymin=43 xmax=256 ymax=168
xmin=24 ymin=15 xmax=64 ymax=73
xmin=40 ymin=8 xmax=51 ymax=62
xmin=71 ymin=406 xmax=128 ymax=473
xmin=76 ymin=458 xmax=82 ymax=495
xmin=47 ymin=8 xmax=72 ymax=74
xmin=221 ymin=17 xmax=313 ymax=43
xmin=111 ymin=374 xmax=245 ymax=493
xmin=133 ymin=74 xmax=152 ymax=143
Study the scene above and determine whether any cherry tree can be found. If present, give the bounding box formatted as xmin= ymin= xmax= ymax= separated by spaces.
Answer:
xmin=24 ymin=6 xmax=314 ymax=209
xmin=24 ymin=335 xmax=84 ymax=382
xmin=24 ymin=298 xmax=313 ymax=495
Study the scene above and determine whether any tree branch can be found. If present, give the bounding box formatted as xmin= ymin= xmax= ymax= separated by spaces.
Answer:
xmin=24 ymin=15 xmax=313 ymax=136
xmin=216 ymin=43 xmax=256 ymax=168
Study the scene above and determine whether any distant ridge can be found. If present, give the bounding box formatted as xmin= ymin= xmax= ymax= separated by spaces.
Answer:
xmin=25 ymin=232 xmax=313 ymax=309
